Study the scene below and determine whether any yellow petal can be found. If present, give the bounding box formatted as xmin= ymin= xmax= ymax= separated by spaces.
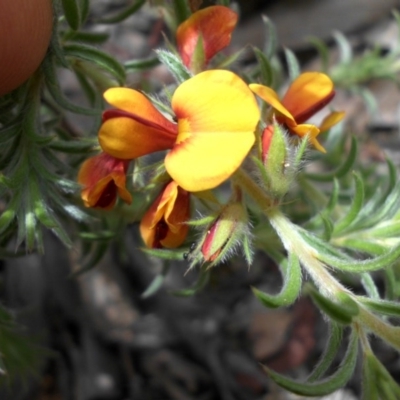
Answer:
xmin=166 ymin=70 xmax=260 ymax=192
xmin=99 ymin=117 xmax=176 ymax=159
xmin=291 ymin=123 xmax=326 ymax=153
xmin=319 ymin=111 xmax=345 ymax=132
xmin=177 ymin=5 xmax=238 ymax=68
xmin=249 ymin=83 xmax=295 ymax=123
xmin=282 ymin=72 xmax=334 ymax=122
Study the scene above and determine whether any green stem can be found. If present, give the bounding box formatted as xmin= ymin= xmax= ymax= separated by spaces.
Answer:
xmin=235 ymin=166 xmax=400 ymax=352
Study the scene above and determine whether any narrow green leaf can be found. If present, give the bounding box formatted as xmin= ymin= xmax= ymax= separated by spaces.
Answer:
xmin=308 ymin=286 xmax=355 ymax=325
xmin=262 ymin=15 xmax=278 ymax=59
xmin=43 ymin=57 xmax=98 ymax=115
xmin=361 ymin=273 xmax=380 ymax=299
xmin=339 ymin=239 xmax=387 ymax=256
xmin=319 ymin=242 xmax=400 ymax=272
xmin=333 ymin=172 xmax=364 ymax=234
xmin=320 ymin=214 xmax=334 ymax=241
xmin=262 ymin=328 xmax=358 ymax=396
xmin=306 ymin=136 xmax=357 ymax=181
xmin=155 ymin=49 xmax=191 ymax=83
xmin=252 ymin=253 xmax=302 ymax=308
xmin=307 ymin=36 xmax=329 ymax=72
xmin=0 ymin=122 xmax=20 ymax=144
xmin=284 ymin=48 xmax=300 ymax=81
xmin=49 ymin=139 xmax=97 ymax=153
xmin=141 ymin=247 xmax=187 ymax=260
xmin=80 ymin=231 xmax=116 ymax=241
xmin=64 ymin=43 xmax=126 ymax=85
xmin=333 ymin=30 xmax=353 ymax=63
xmin=362 ymin=352 xmax=380 ymax=400
xmin=61 ymin=0 xmax=81 ymax=30
xmin=141 ymin=263 xmax=170 ymax=298
xmin=96 ymin=0 xmax=145 ymax=23
xmin=253 ymin=48 xmax=274 ymax=86
xmin=79 ymin=0 xmax=90 ymax=24
xmin=307 ymin=323 xmax=343 ymax=382
xmin=172 ymin=269 xmax=210 ymax=297
xmin=358 ymin=297 xmax=400 ymax=318
xmin=73 ymin=243 xmax=109 ymax=276
xmin=124 ymin=57 xmax=160 ymax=72
xmin=384 ymin=266 xmax=397 ymax=300
xmin=64 ymin=30 xmax=110 ymax=44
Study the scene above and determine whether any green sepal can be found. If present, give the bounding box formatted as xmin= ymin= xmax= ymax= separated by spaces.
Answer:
xmin=252 ymin=253 xmax=302 ymax=308
xmin=64 ymin=43 xmax=126 ymax=85
xmin=155 ymin=49 xmax=192 ymax=84
xmin=190 ymin=34 xmax=206 ymax=74
xmin=306 ymin=136 xmax=357 ymax=181
xmin=333 ymin=172 xmax=364 ymax=235
xmin=262 ymin=328 xmax=358 ymax=396
xmin=95 ymin=0 xmax=145 ymax=24
xmin=61 ymin=0 xmax=81 ymax=30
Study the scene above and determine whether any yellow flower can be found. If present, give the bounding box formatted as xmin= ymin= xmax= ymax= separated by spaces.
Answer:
xmin=77 ymin=152 xmax=132 ymax=209
xmin=176 ymin=5 xmax=238 ymax=71
xmin=99 ymin=70 xmax=260 ymax=192
xmin=140 ymin=181 xmax=190 ymax=248
xmin=250 ymin=72 xmax=344 ymax=152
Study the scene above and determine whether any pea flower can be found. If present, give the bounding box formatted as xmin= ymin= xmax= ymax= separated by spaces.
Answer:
xmin=99 ymin=70 xmax=260 ymax=192
xmin=250 ymin=72 xmax=344 ymax=152
xmin=78 ymin=152 xmax=132 ymax=209
xmin=176 ymin=5 xmax=238 ymax=72
xmin=140 ymin=181 xmax=190 ymax=248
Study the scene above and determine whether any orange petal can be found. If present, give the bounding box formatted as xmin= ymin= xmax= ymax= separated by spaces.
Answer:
xmin=176 ymin=5 xmax=238 ymax=68
xmin=140 ymin=181 xmax=190 ymax=248
xmin=319 ymin=111 xmax=345 ymax=132
xmin=166 ymin=70 xmax=259 ymax=192
xmin=78 ymin=153 xmax=132 ymax=209
xmin=104 ymin=88 xmax=177 ymax=134
xmin=282 ymin=72 xmax=334 ymax=123
xmin=99 ymin=117 xmax=176 ymax=159
xmin=249 ymin=83 xmax=295 ymax=123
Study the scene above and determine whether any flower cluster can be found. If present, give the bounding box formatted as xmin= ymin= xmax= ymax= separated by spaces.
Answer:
xmin=78 ymin=5 xmax=343 ymax=263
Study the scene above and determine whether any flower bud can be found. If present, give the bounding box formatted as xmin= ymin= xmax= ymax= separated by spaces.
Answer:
xmin=261 ymin=121 xmax=292 ymax=198
xmin=201 ymin=202 xmax=250 ymax=266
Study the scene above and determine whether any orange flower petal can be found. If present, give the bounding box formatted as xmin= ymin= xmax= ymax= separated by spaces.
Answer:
xmin=290 ymin=124 xmax=326 ymax=153
xmin=166 ymin=70 xmax=259 ymax=192
xmin=176 ymin=5 xmax=238 ymax=68
xmin=99 ymin=117 xmax=176 ymax=159
xmin=78 ymin=153 xmax=132 ymax=209
xmin=319 ymin=111 xmax=345 ymax=133
xmin=140 ymin=181 xmax=190 ymax=248
xmin=104 ymin=88 xmax=177 ymax=134
xmin=281 ymin=72 xmax=334 ymax=122
xmin=249 ymin=84 xmax=295 ymax=123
